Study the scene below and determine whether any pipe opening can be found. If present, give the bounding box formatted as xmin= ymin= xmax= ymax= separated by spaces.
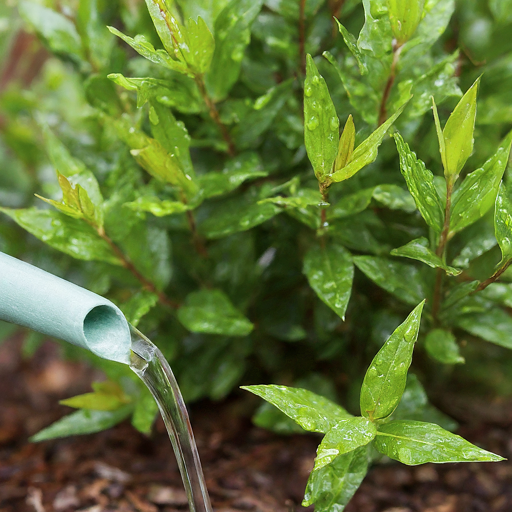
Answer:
xmin=83 ymin=305 xmax=130 ymax=363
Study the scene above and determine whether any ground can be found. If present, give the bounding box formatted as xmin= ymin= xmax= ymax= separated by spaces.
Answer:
xmin=1 ymin=336 xmax=511 ymax=512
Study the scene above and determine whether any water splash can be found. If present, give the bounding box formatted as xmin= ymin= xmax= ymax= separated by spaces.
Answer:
xmin=129 ymin=326 xmax=212 ymax=512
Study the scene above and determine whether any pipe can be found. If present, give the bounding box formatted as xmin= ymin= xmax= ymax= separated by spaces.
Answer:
xmin=0 ymin=251 xmax=131 ymax=364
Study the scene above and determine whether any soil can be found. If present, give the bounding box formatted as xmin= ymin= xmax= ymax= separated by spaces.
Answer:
xmin=1 ymin=336 xmax=512 ymax=512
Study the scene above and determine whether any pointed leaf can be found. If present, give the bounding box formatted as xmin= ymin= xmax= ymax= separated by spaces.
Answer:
xmin=304 ymin=54 xmax=339 ymax=183
xmin=60 ymin=382 xmax=131 ymax=411
xmin=303 ymin=243 xmax=354 ymax=320
xmin=335 ymin=115 xmax=356 ymax=171
xmin=314 ymin=418 xmax=376 ymax=471
xmin=31 ymin=406 xmax=133 ymax=442
xmin=331 ymin=99 xmax=409 ymax=183
xmin=425 ymin=329 xmax=465 ymax=364
xmin=335 ymin=19 xmax=367 ymax=74
xmin=391 ymin=237 xmax=461 ymax=276
xmin=241 ymin=385 xmax=351 ymax=434
xmin=186 ymin=16 xmax=215 ymax=74
xmin=450 ymin=132 xmax=512 ymax=234
xmin=354 ymin=256 xmax=427 ymax=305
xmin=302 ymin=447 xmax=368 ymax=511
xmin=457 ymin=309 xmax=512 ymax=349
xmin=375 ymin=420 xmax=504 ymax=465
xmin=360 ymin=301 xmax=425 ymax=421
xmin=394 ymin=132 xmax=444 ymax=232
xmin=495 ymin=181 xmax=512 ymax=266
xmin=177 ymin=289 xmax=253 ymax=336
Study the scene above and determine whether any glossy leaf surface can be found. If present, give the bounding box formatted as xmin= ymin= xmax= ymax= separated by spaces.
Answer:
xmin=388 ymin=0 xmax=425 ymax=44
xmin=360 ymin=301 xmax=425 ymax=421
xmin=375 ymin=420 xmax=504 ymax=465
xmin=241 ymin=384 xmax=351 ymax=434
xmin=457 ymin=309 xmax=512 ymax=349
xmin=425 ymin=329 xmax=464 ymax=364
xmin=178 ymin=289 xmax=253 ymax=336
xmin=494 ymin=181 xmax=512 ymax=266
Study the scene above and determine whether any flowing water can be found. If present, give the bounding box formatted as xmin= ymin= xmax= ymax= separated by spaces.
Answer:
xmin=129 ymin=325 xmax=213 ymax=512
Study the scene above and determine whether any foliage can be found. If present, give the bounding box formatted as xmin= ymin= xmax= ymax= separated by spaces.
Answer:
xmin=1 ymin=0 xmax=512 ymax=509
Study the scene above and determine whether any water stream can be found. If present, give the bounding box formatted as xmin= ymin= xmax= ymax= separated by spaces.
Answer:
xmin=129 ymin=325 xmax=213 ymax=512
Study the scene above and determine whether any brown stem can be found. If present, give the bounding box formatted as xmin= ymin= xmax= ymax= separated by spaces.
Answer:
xmin=299 ymin=0 xmax=307 ymax=76
xmin=432 ymin=180 xmax=455 ymax=322
xmin=475 ymin=261 xmax=512 ymax=293
xmin=330 ymin=0 xmax=346 ymax=38
xmin=377 ymin=42 xmax=403 ymax=126
xmin=195 ymin=76 xmax=236 ymax=156
xmin=185 ymin=209 xmax=209 ymax=258
xmin=96 ymin=227 xmax=180 ymax=309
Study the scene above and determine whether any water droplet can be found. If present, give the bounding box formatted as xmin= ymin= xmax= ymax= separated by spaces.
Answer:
xmin=304 ymin=86 xmax=313 ymax=97
xmin=330 ymin=117 xmax=339 ymax=131
xmin=307 ymin=117 xmax=319 ymax=130
xmin=403 ymin=323 xmax=416 ymax=342
xmin=312 ymin=76 xmax=320 ymax=85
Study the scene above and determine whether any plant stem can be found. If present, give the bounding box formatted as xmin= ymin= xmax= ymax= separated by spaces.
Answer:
xmin=330 ymin=0 xmax=346 ymax=37
xmin=185 ymin=209 xmax=209 ymax=258
xmin=432 ymin=179 xmax=455 ymax=322
xmin=195 ymin=75 xmax=236 ymax=157
xmin=319 ymin=182 xmax=329 ymax=229
xmin=475 ymin=261 xmax=512 ymax=292
xmin=377 ymin=41 xmax=403 ymax=126
xmin=299 ymin=0 xmax=307 ymax=76
xmin=96 ymin=226 xmax=180 ymax=309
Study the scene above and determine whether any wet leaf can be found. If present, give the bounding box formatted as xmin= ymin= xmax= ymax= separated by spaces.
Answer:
xmin=331 ymin=100 xmax=409 ymax=183
xmin=388 ymin=0 xmax=425 ymax=44
xmin=457 ymin=309 xmax=512 ymax=349
xmin=354 ymin=256 xmax=427 ymax=305
xmin=335 ymin=19 xmax=367 ymax=74
xmin=304 ymin=54 xmax=339 ymax=183
xmin=434 ymin=78 xmax=479 ymax=181
xmin=241 ymin=384 xmax=351 ymax=434
xmin=184 ymin=16 xmax=215 ymax=74
xmin=494 ymin=181 xmax=512 ymax=266
xmin=375 ymin=420 xmax=504 ymax=464
xmin=303 ymin=243 xmax=354 ymax=320
xmin=336 ymin=115 xmax=356 ymax=170
xmin=314 ymin=418 xmax=376 ymax=471
xmin=450 ymin=132 xmax=512 ymax=235
xmin=394 ymin=133 xmax=444 ymax=233
xmin=425 ymin=329 xmax=465 ymax=364
xmin=328 ymin=188 xmax=374 ymax=220
xmin=261 ymin=189 xmax=323 ymax=208
xmin=452 ymin=230 xmax=497 ymax=268
xmin=178 ymin=289 xmax=253 ymax=336
xmin=31 ymin=406 xmax=133 ymax=441
xmin=360 ymin=301 xmax=425 ymax=421
xmin=206 ymin=0 xmax=265 ymax=101
xmin=0 ymin=208 xmax=119 ymax=265
xmin=302 ymin=447 xmax=368 ymax=511
xmin=125 ymin=197 xmax=190 ymax=217
xmin=391 ymin=237 xmax=461 ymax=276
xmin=372 ymin=184 xmax=416 ymax=212
xmin=199 ymin=153 xmax=267 ymax=199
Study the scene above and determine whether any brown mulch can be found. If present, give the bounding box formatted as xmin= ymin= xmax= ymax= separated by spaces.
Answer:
xmin=1 ymin=336 xmax=512 ymax=512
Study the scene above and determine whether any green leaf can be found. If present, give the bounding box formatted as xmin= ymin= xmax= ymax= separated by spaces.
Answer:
xmin=354 ymin=256 xmax=427 ymax=305
xmin=132 ymin=387 xmax=159 ymax=434
xmin=31 ymin=406 xmax=133 ymax=442
xmin=198 ymin=152 xmax=267 ymax=199
xmin=125 ymin=197 xmax=190 ymax=217
xmin=372 ymin=184 xmax=416 ymax=212
xmin=480 ymin=283 xmax=512 ymax=309
xmin=335 ymin=115 xmax=356 ymax=171
xmin=331 ymin=99 xmax=409 ymax=183
xmin=452 ymin=230 xmax=497 ymax=268
xmin=0 ymin=208 xmax=119 ymax=265
xmin=19 ymin=1 xmax=86 ymax=67
xmin=108 ymin=73 xmax=202 ymax=112
xmin=304 ymin=54 xmax=339 ymax=183
xmin=457 ymin=309 xmax=512 ymax=349
xmin=302 ymin=447 xmax=368 ymax=511
xmin=450 ymin=133 xmax=512 ymax=235
xmin=200 ymin=194 xmax=281 ymax=239
xmin=185 ymin=16 xmax=216 ymax=74
xmin=335 ymin=19 xmax=367 ymax=75
xmin=303 ymin=243 xmax=354 ymax=320
xmin=435 ymin=78 xmax=480 ymax=181
xmin=360 ymin=301 xmax=425 ymax=421
xmin=375 ymin=420 xmax=504 ymax=465
xmin=394 ymin=133 xmax=444 ymax=233
xmin=260 ymin=189 xmax=324 ymax=208
xmin=149 ymin=100 xmax=194 ymax=178
xmin=391 ymin=237 xmax=461 ymax=276
xmin=178 ymin=289 xmax=253 ymax=336
xmin=120 ymin=290 xmax=159 ymax=327
xmin=425 ymin=329 xmax=465 ymax=364
xmin=388 ymin=0 xmax=425 ymax=44
xmin=206 ymin=0 xmax=265 ymax=101
xmin=328 ymin=188 xmax=374 ymax=220
xmin=241 ymin=385 xmax=351 ymax=434
xmin=108 ymin=26 xmax=186 ymax=72
xmin=494 ymin=181 xmax=512 ymax=266
xmin=60 ymin=381 xmax=131 ymax=411
xmin=314 ymin=418 xmax=376 ymax=471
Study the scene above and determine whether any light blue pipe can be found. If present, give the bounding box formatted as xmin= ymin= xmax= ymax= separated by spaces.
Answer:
xmin=0 ymin=251 xmax=131 ymax=364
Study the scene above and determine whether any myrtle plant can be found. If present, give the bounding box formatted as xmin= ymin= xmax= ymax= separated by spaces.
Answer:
xmin=1 ymin=0 xmax=512 ymax=510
